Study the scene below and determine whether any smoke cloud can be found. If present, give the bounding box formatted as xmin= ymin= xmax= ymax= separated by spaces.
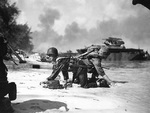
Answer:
xmin=31 ymin=1 xmax=150 ymax=53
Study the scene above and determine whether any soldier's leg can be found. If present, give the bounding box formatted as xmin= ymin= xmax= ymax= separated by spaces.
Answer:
xmin=72 ymin=71 xmax=79 ymax=84
xmin=72 ymin=66 xmax=80 ymax=84
xmin=89 ymin=69 xmax=98 ymax=83
xmin=78 ymin=68 xmax=88 ymax=87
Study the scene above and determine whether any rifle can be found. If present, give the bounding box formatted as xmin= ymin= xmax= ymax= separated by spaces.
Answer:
xmin=7 ymin=43 xmax=26 ymax=64
xmin=75 ymin=49 xmax=94 ymax=59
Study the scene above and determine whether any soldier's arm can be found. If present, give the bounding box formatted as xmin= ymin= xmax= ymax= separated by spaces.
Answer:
xmin=47 ymin=57 xmax=70 ymax=80
xmin=76 ymin=49 xmax=94 ymax=59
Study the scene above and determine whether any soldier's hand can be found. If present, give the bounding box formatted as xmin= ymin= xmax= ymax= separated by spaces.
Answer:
xmin=46 ymin=77 xmax=52 ymax=81
xmin=64 ymin=80 xmax=68 ymax=89
xmin=109 ymin=81 xmax=116 ymax=87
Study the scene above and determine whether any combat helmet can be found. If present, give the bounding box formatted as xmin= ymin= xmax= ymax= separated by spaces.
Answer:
xmin=87 ymin=45 xmax=101 ymax=52
xmin=47 ymin=47 xmax=58 ymax=57
xmin=99 ymin=45 xmax=110 ymax=58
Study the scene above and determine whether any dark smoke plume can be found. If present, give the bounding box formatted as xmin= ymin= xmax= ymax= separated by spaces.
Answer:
xmin=31 ymin=6 xmax=150 ymax=53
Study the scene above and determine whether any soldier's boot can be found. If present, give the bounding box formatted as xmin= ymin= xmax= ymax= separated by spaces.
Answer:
xmin=0 ymin=97 xmax=14 ymax=113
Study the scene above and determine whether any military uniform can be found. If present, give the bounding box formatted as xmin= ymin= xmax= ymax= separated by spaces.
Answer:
xmin=46 ymin=46 xmax=113 ymax=88
xmin=0 ymin=34 xmax=15 ymax=113
xmin=0 ymin=34 xmax=8 ymax=99
xmin=53 ymin=57 xmax=70 ymax=81
xmin=70 ymin=58 xmax=88 ymax=87
xmin=46 ymin=47 xmax=88 ymax=88
xmin=47 ymin=56 xmax=88 ymax=88
xmin=82 ymin=47 xmax=106 ymax=78
xmin=81 ymin=45 xmax=114 ymax=87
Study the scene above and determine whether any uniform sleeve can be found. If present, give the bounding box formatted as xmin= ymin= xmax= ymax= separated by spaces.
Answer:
xmin=86 ymin=51 xmax=100 ymax=59
xmin=57 ymin=57 xmax=69 ymax=80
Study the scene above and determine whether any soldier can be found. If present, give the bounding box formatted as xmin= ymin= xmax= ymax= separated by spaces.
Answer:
xmin=46 ymin=47 xmax=69 ymax=83
xmin=80 ymin=45 xmax=115 ymax=87
xmin=45 ymin=47 xmax=88 ymax=88
xmin=45 ymin=46 xmax=113 ymax=89
xmin=0 ymin=34 xmax=8 ymax=100
xmin=0 ymin=33 xmax=16 ymax=112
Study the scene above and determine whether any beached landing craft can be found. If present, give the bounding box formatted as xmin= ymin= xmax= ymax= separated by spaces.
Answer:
xmin=77 ymin=37 xmax=150 ymax=61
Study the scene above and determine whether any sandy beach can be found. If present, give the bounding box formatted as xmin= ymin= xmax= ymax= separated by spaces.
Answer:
xmin=1 ymin=0 xmax=150 ymax=113
xmin=4 ymin=60 xmax=150 ymax=113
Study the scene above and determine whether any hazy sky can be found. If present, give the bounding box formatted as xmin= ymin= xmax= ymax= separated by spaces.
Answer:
xmin=11 ymin=0 xmax=150 ymax=53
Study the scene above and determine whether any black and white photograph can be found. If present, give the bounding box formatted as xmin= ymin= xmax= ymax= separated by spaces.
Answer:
xmin=0 ymin=0 xmax=150 ymax=113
